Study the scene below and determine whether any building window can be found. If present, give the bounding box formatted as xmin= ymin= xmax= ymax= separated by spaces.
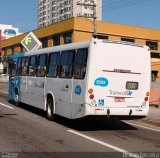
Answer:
xmin=63 ymin=32 xmax=72 ymax=44
xmin=151 ymin=70 xmax=158 ymax=82
xmin=53 ymin=34 xmax=60 ymax=46
xmin=151 ymin=52 xmax=160 ymax=58
xmin=3 ymin=48 xmax=7 ymax=57
xmin=11 ymin=46 xmax=15 ymax=55
xmin=41 ymin=37 xmax=48 ymax=48
xmin=97 ymin=35 xmax=108 ymax=40
xmin=121 ymin=38 xmax=135 ymax=43
xmin=146 ymin=41 xmax=158 ymax=50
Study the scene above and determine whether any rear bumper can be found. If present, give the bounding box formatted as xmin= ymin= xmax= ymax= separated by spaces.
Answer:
xmin=84 ymin=104 xmax=149 ymax=118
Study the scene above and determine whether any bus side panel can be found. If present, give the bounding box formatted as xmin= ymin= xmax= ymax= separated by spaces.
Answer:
xmin=25 ymin=77 xmax=45 ymax=109
xmin=71 ymin=80 xmax=86 ymax=119
xmin=45 ymin=78 xmax=72 ymax=119
xmin=20 ymin=76 xmax=28 ymax=103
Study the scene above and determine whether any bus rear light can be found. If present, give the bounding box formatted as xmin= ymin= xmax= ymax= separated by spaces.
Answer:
xmin=144 ymin=97 xmax=148 ymax=102
xmin=88 ymin=89 xmax=93 ymax=94
xmin=146 ymin=92 xmax=150 ymax=96
xmin=91 ymin=99 xmax=96 ymax=105
xmin=89 ymin=94 xmax=94 ymax=99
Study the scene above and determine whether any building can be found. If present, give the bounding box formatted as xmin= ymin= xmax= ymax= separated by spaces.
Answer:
xmin=37 ymin=0 xmax=102 ymax=28
xmin=1 ymin=17 xmax=160 ymax=81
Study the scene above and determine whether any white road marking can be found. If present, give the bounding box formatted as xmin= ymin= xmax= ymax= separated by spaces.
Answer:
xmin=67 ymin=129 xmax=140 ymax=158
xmin=0 ymin=102 xmax=14 ymax=109
xmin=124 ymin=121 xmax=160 ymax=133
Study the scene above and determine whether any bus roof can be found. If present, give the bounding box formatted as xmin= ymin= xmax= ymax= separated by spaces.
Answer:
xmin=15 ymin=38 xmax=149 ymax=57
xmin=24 ymin=40 xmax=91 ymax=56
xmin=11 ymin=52 xmax=25 ymax=59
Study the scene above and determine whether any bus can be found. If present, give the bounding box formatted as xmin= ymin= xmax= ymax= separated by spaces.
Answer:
xmin=8 ymin=38 xmax=151 ymax=120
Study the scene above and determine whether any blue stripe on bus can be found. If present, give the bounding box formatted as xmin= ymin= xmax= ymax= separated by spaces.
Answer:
xmin=12 ymin=52 xmax=25 ymax=59
xmin=8 ymin=52 xmax=25 ymax=101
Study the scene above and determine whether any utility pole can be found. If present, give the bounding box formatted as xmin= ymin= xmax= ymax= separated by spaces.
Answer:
xmin=77 ymin=1 xmax=97 ymax=38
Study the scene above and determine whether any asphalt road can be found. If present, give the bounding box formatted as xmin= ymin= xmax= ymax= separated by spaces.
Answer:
xmin=0 ymin=95 xmax=160 ymax=158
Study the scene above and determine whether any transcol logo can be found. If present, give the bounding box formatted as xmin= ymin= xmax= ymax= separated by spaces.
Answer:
xmin=109 ymin=90 xmax=133 ymax=96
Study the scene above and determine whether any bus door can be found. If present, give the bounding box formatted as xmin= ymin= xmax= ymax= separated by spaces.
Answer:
xmin=8 ymin=53 xmax=25 ymax=102
xmin=8 ymin=59 xmax=17 ymax=100
xmin=58 ymin=51 xmax=74 ymax=104
xmin=27 ymin=55 xmax=47 ymax=109
xmin=19 ymin=57 xmax=29 ymax=103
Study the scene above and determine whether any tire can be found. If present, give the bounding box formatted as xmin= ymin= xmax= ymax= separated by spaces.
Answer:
xmin=46 ymin=97 xmax=54 ymax=121
xmin=14 ymin=93 xmax=20 ymax=107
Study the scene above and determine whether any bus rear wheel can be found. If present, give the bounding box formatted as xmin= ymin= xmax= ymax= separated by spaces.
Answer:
xmin=46 ymin=97 xmax=54 ymax=121
xmin=15 ymin=92 xmax=20 ymax=107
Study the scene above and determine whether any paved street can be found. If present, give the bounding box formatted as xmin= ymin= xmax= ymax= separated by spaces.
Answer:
xmin=0 ymin=92 xmax=160 ymax=158
xmin=1 ymin=0 xmax=160 ymax=157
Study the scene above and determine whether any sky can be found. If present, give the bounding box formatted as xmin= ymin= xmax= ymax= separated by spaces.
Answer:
xmin=0 ymin=0 xmax=160 ymax=33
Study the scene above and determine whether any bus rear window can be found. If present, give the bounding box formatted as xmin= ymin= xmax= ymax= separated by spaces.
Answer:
xmin=126 ymin=82 xmax=139 ymax=90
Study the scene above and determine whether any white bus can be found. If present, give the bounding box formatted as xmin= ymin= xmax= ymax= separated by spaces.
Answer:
xmin=9 ymin=38 xmax=151 ymax=120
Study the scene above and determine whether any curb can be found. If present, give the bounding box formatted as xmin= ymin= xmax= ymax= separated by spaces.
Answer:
xmin=138 ymin=118 xmax=160 ymax=127
xmin=150 ymin=104 xmax=160 ymax=108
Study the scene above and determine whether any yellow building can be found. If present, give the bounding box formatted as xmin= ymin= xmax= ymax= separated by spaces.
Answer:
xmin=1 ymin=17 xmax=160 ymax=81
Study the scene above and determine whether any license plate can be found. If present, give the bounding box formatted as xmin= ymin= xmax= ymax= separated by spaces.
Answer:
xmin=114 ymin=97 xmax=125 ymax=102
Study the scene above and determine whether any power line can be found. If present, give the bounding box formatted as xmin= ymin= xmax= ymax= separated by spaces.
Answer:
xmin=0 ymin=0 xmax=152 ymax=33
xmin=103 ymin=0 xmax=149 ymax=13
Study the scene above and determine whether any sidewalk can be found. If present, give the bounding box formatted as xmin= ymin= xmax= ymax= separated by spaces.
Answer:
xmin=150 ymin=85 xmax=160 ymax=107
xmin=0 ymin=82 xmax=159 ymax=126
xmin=139 ymin=106 xmax=160 ymax=127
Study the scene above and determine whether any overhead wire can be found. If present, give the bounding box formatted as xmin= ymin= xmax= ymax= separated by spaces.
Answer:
xmin=103 ymin=0 xmax=149 ymax=12
xmin=0 ymin=0 xmax=151 ymax=33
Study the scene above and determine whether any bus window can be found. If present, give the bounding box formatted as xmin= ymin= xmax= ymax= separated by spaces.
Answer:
xmin=28 ymin=56 xmax=37 ymax=76
xmin=16 ymin=58 xmax=22 ymax=76
xmin=59 ymin=50 xmax=74 ymax=78
xmin=74 ymin=48 xmax=88 ymax=79
xmin=47 ymin=52 xmax=60 ymax=78
xmin=11 ymin=61 xmax=17 ymax=76
xmin=21 ymin=57 xmax=29 ymax=76
xmin=37 ymin=54 xmax=47 ymax=77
